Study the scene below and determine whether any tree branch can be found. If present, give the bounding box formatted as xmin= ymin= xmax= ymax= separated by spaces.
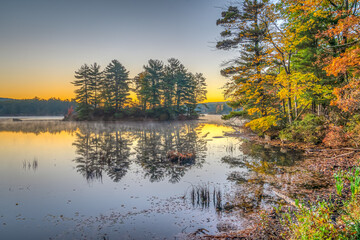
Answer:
xmin=327 ymin=0 xmax=339 ymax=8
xmin=326 ymin=39 xmax=360 ymax=48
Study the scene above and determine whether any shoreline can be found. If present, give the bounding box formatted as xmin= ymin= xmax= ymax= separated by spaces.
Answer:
xmin=199 ymin=129 xmax=360 ymax=239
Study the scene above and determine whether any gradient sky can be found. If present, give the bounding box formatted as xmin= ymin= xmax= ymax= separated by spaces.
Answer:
xmin=0 ymin=0 xmax=234 ymax=102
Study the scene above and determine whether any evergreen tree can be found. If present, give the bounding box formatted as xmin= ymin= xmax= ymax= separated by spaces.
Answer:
xmin=193 ymin=73 xmax=207 ymax=103
xmin=143 ymin=59 xmax=164 ymax=110
xmin=104 ymin=60 xmax=130 ymax=112
xmin=71 ymin=59 xmax=207 ymax=120
xmin=172 ymin=61 xmax=190 ymax=114
xmin=134 ymin=71 xmax=151 ymax=111
xmin=162 ymin=58 xmax=178 ymax=112
xmin=88 ymin=63 xmax=103 ymax=110
xmin=217 ymin=0 xmax=275 ymax=118
xmin=72 ymin=64 xmax=92 ymax=119
xmin=186 ymin=73 xmax=207 ymax=116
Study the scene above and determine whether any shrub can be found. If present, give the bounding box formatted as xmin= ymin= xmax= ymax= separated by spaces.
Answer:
xmin=279 ymin=114 xmax=325 ymax=144
xmin=221 ymin=110 xmax=249 ymax=120
xmin=279 ymin=167 xmax=360 ymax=240
xmin=281 ymin=201 xmax=343 ymax=239
xmin=323 ymin=125 xmax=347 ymax=148
xmin=345 ymin=115 xmax=360 ymax=148
xmin=245 ymin=115 xmax=279 ymax=136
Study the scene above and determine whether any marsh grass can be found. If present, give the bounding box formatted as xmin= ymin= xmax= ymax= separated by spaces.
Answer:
xmin=188 ymin=184 xmax=222 ymax=210
xmin=23 ymin=158 xmax=38 ymax=171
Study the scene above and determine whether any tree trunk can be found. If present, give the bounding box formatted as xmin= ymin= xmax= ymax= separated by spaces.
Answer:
xmin=294 ymin=95 xmax=298 ymax=119
xmin=288 ymin=97 xmax=293 ymax=124
xmin=282 ymin=100 xmax=286 ymax=113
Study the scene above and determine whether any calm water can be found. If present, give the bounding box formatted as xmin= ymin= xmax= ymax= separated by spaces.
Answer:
xmin=0 ymin=115 xmax=301 ymax=239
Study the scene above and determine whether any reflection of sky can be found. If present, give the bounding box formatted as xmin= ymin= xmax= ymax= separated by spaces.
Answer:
xmin=0 ymin=120 xmax=247 ymax=239
xmin=0 ymin=0 xmax=235 ymax=102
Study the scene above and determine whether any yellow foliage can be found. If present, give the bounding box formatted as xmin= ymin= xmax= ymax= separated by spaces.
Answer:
xmin=245 ymin=115 xmax=279 ymax=134
xmin=274 ymin=70 xmax=329 ymax=108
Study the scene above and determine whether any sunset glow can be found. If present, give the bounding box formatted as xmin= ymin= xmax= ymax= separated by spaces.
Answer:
xmin=0 ymin=0 xmax=229 ymax=102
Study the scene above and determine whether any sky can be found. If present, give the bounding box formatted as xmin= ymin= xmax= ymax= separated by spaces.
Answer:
xmin=0 ymin=0 xmax=234 ymax=102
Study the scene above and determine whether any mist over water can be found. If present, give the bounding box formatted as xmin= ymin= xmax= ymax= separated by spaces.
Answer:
xmin=0 ymin=115 xmax=301 ymax=239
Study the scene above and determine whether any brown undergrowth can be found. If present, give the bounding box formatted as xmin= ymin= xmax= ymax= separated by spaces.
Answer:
xmin=194 ymin=136 xmax=360 ymax=240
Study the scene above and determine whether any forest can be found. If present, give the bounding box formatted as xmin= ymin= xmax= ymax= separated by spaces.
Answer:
xmin=218 ymin=0 xmax=360 ymax=148
xmin=70 ymin=58 xmax=207 ymax=120
xmin=0 ymin=97 xmax=75 ymax=116
xmin=216 ymin=0 xmax=360 ymax=239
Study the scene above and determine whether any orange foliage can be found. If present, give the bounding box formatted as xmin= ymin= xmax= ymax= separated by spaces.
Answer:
xmin=332 ymin=79 xmax=360 ymax=112
xmin=325 ymin=47 xmax=360 ymax=77
xmin=320 ymin=15 xmax=360 ymax=41
xmin=323 ymin=125 xmax=347 ymax=148
xmin=166 ymin=151 xmax=195 ymax=163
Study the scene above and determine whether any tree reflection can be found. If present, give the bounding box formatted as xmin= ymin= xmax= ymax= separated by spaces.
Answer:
xmin=133 ymin=123 xmax=207 ymax=183
xmin=220 ymin=142 xmax=303 ymax=216
xmin=222 ymin=142 xmax=302 ymax=174
xmin=73 ymin=122 xmax=207 ymax=183
xmin=73 ymin=128 xmax=132 ymax=182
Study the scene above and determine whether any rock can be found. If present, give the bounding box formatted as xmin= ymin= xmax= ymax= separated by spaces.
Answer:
xmin=264 ymin=134 xmax=271 ymax=141
xmin=223 ymin=202 xmax=235 ymax=211
xmin=216 ymin=221 xmax=238 ymax=232
xmin=166 ymin=151 xmax=195 ymax=165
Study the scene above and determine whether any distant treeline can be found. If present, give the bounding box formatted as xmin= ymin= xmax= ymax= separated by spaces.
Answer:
xmin=196 ymin=102 xmax=233 ymax=115
xmin=0 ymin=98 xmax=75 ymax=116
xmin=71 ymin=58 xmax=207 ymax=120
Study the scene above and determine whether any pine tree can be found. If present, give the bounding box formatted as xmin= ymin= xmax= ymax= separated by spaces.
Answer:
xmin=72 ymin=64 xmax=92 ymax=119
xmin=217 ymin=0 xmax=279 ymax=129
xmin=104 ymin=60 xmax=130 ymax=112
xmin=71 ymin=59 xmax=207 ymax=120
xmin=162 ymin=59 xmax=178 ymax=111
xmin=173 ymin=61 xmax=190 ymax=114
xmin=143 ymin=59 xmax=164 ymax=110
xmin=217 ymin=0 xmax=275 ymax=118
xmin=88 ymin=63 xmax=103 ymax=110
xmin=134 ymin=71 xmax=151 ymax=111
xmin=187 ymin=73 xmax=207 ymax=116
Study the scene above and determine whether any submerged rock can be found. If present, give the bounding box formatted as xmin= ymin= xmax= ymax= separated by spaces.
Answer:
xmin=216 ymin=221 xmax=238 ymax=232
xmin=166 ymin=151 xmax=195 ymax=165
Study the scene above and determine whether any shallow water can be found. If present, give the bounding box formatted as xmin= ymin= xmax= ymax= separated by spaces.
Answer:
xmin=0 ymin=115 xmax=302 ymax=239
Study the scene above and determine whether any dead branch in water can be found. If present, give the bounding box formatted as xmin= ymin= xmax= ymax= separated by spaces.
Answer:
xmin=330 ymin=151 xmax=356 ymax=159
xmin=272 ymin=188 xmax=309 ymax=210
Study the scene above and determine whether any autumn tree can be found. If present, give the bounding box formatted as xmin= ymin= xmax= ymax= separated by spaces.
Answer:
xmin=217 ymin=0 xmax=280 ymax=133
xmin=278 ymin=0 xmax=360 ymax=116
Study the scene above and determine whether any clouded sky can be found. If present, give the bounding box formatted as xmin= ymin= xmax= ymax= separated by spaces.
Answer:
xmin=0 ymin=0 xmax=232 ymax=102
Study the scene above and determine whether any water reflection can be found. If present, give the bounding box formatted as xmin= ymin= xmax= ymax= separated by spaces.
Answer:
xmin=0 ymin=120 xmax=79 ymax=135
xmin=220 ymin=142 xmax=303 ymax=216
xmin=72 ymin=122 xmax=207 ymax=183
xmin=73 ymin=129 xmax=132 ymax=182
xmin=22 ymin=158 xmax=38 ymax=171
xmin=189 ymin=183 xmax=222 ymax=210
xmin=0 ymin=117 xmax=308 ymax=239
xmin=134 ymin=124 xmax=207 ymax=183
xmin=222 ymin=142 xmax=302 ymax=174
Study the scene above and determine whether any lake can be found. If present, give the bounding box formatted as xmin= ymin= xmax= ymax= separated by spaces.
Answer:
xmin=0 ymin=115 xmax=302 ymax=239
